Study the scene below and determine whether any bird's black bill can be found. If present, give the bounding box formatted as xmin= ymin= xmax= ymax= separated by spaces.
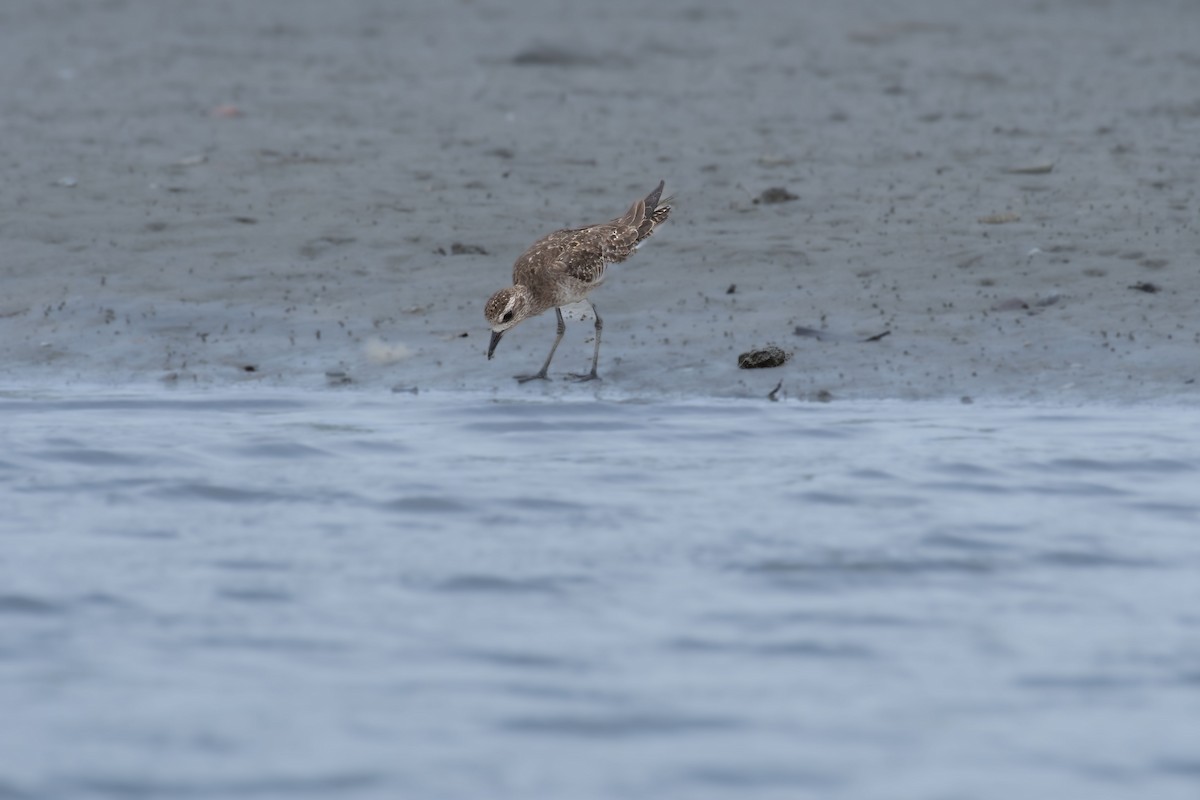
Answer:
xmin=487 ymin=330 xmax=504 ymax=360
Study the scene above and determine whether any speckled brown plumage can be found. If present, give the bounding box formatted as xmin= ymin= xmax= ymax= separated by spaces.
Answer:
xmin=484 ymin=180 xmax=672 ymax=382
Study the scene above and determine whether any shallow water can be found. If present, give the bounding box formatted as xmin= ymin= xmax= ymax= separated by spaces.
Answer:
xmin=1 ymin=388 xmax=1198 ymax=799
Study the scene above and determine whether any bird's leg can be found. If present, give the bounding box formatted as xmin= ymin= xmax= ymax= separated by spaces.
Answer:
xmin=567 ymin=302 xmax=602 ymax=382
xmin=516 ymin=307 xmax=566 ymax=382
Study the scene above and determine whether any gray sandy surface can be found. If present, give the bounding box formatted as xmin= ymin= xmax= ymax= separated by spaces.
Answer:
xmin=4 ymin=0 xmax=1198 ymax=402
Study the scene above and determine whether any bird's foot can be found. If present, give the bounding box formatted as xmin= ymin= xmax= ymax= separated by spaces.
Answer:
xmin=566 ymin=371 xmax=600 ymax=383
xmin=515 ymin=372 xmax=550 ymax=383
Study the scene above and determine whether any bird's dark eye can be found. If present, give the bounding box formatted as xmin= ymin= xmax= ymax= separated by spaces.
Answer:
xmin=502 ymin=311 xmax=514 ymax=323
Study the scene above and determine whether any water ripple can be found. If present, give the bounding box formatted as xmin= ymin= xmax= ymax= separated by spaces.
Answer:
xmin=232 ymin=441 xmax=330 ymax=460
xmin=152 ymin=484 xmax=294 ymax=504
xmin=748 ymin=555 xmax=999 ymax=578
xmin=1034 ymin=550 xmax=1160 ymax=569
xmin=434 ymin=574 xmax=585 ymax=595
xmin=1042 ymin=457 xmax=1196 ymax=474
xmin=669 ymin=636 xmax=875 ymax=660
xmin=501 ymin=712 xmax=739 ymax=738
xmin=61 ymin=771 xmax=384 ymax=799
xmin=0 ymin=594 xmax=62 ymax=616
xmin=4 ymin=390 xmax=1199 ymax=799
xmin=380 ymin=495 xmax=468 ymax=513
xmin=28 ymin=448 xmax=148 ymax=467
xmin=454 ymin=648 xmax=588 ymax=672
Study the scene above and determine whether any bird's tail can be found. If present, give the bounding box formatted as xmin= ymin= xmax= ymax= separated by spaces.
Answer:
xmin=627 ymin=180 xmax=672 ymax=242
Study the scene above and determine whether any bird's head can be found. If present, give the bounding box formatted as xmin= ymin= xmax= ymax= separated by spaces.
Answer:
xmin=484 ymin=286 xmax=533 ymax=360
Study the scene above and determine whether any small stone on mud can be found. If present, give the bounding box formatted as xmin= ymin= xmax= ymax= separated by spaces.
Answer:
xmin=738 ymin=345 xmax=792 ymax=369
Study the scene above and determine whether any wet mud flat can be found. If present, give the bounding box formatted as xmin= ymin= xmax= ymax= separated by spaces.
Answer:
xmin=2 ymin=0 xmax=1198 ymax=401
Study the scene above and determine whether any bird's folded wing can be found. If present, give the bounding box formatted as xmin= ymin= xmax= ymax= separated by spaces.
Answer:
xmin=562 ymin=224 xmax=643 ymax=277
xmin=554 ymin=232 xmax=608 ymax=284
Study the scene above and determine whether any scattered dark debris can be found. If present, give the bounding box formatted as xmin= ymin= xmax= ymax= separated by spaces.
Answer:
xmin=1005 ymin=163 xmax=1054 ymax=175
xmin=392 ymin=385 xmax=419 ymax=395
xmin=241 ymin=364 xmax=257 ymax=373
xmin=753 ymin=187 xmax=799 ymax=205
xmin=1129 ymin=281 xmax=1161 ymax=294
xmin=512 ymin=43 xmax=601 ymax=66
xmin=794 ymin=326 xmax=890 ymax=343
xmin=1186 ymin=378 xmax=1195 ymax=385
xmin=233 ymin=216 xmax=258 ymax=225
xmin=977 ymin=211 xmax=1021 ymax=224
xmin=487 ymin=147 xmax=515 ymax=160
xmin=439 ymin=242 xmax=488 ymax=256
xmin=793 ymin=326 xmax=828 ymax=340
xmin=991 ymin=297 xmax=1030 ymax=312
xmin=1139 ymin=258 xmax=1169 ymax=270
xmin=814 ymin=389 xmax=834 ymax=403
xmin=459 ymin=331 xmax=469 ymax=338
xmin=300 ymin=236 xmax=356 ymax=259
xmin=848 ymin=21 xmax=956 ymax=46
xmin=325 ymin=370 xmax=352 ymax=386
xmin=738 ymin=345 xmax=792 ymax=369
xmin=758 ymin=155 xmax=795 ymax=167
xmin=256 ymin=149 xmax=340 ymax=167
xmin=726 ymin=284 xmax=737 ymax=295
xmin=768 ymin=380 xmax=783 ymax=402
xmin=961 ymin=396 xmax=974 ymax=405
xmin=990 ymin=295 xmax=1062 ymax=312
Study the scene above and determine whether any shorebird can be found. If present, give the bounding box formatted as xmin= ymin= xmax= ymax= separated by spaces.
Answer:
xmin=484 ymin=180 xmax=672 ymax=382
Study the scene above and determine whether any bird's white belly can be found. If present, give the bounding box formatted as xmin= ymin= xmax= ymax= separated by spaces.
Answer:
xmin=560 ymin=300 xmax=595 ymax=322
